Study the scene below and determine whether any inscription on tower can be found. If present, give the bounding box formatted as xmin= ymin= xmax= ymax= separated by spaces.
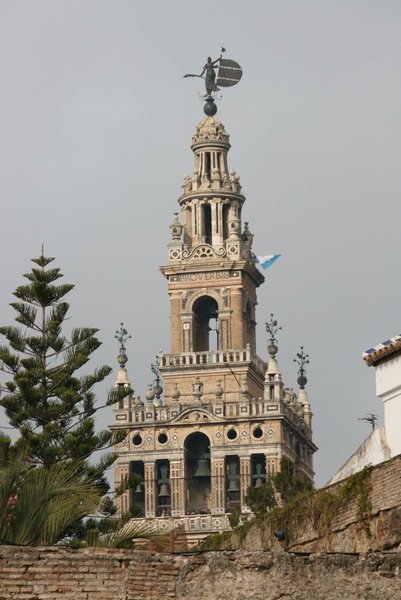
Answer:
xmin=169 ymin=271 xmax=239 ymax=282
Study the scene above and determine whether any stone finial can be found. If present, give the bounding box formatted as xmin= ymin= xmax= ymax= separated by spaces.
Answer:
xmin=294 ymin=346 xmax=309 ymax=390
xmin=115 ymin=323 xmax=131 ymax=369
xmin=114 ymin=323 xmax=131 ymax=389
xmin=214 ymin=380 xmax=224 ymax=399
xmin=145 ymin=384 xmax=155 ymax=404
xmin=169 ymin=213 xmax=183 ymax=241
xmin=266 ymin=314 xmax=282 ymax=358
xmin=192 ymin=377 xmax=203 ymax=403
xmin=240 ymin=377 xmax=249 ymax=399
xmin=242 ymin=222 xmax=254 ymax=249
xmin=151 ymin=359 xmax=163 ymax=405
xmin=171 ymin=383 xmax=181 ymax=401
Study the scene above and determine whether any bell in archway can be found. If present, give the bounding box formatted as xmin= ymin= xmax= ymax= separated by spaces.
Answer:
xmin=194 ymin=458 xmax=211 ymax=478
xmin=252 ymin=462 xmax=266 ymax=487
xmin=228 ymin=479 xmax=240 ymax=492
xmin=158 ymin=483 xmax=171 ymax=497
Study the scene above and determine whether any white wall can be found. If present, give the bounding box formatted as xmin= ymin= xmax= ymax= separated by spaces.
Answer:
xmin=375 ymin=354 xmax=401 ymax=457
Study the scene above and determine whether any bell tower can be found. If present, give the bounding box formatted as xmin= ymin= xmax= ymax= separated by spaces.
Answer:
xmin=112 ymin=62 xmax=317 ymax=547
xmin=160 ymin=116 xmax=265 ymax=405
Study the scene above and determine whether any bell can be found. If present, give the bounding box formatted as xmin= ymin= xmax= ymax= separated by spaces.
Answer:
xmin=194 ymin=458 xmax=211 ymax=478
xmin=254 ymin=478 xmax=263 ymax=488
xmin=228 ymin=479 xmax=239 ymax=492
xmin=158 ymin=483 xmax=171 ymax=497
xmin=135 ymin=483 xmax=143 ymax=494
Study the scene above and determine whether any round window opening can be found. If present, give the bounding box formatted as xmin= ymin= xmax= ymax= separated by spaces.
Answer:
xmin=158 ymin=433 xmax=168 ymax=445
xmin=253 ymin=427 xmax=263 ymax=439
xmin=132 ymin=434 xmax=143 ymax=446
xmin=227 ymin=429 xmax=238 ymax=441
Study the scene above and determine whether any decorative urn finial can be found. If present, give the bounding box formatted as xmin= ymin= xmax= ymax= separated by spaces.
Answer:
xmin=294 ymin=346 xmax=310 ymax=389
xmin=266 ymin=314 xmax=282 ymax=359
xmin=115 ymin=323 xmax=131 ymax=367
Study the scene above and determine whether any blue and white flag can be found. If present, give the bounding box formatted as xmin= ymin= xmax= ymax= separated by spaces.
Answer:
xmin=255 ymin=254 xmax=281 ymax=270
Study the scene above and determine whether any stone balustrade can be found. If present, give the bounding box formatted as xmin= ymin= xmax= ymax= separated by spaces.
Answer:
xmin=158 ymin=347 xmax=266 ymax=374
xmin=130 ymin=513 xmax=231 ymax=536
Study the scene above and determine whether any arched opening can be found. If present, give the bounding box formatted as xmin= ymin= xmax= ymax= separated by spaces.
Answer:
xmin=185 ymin=432 xmax=211 ymax=514
xmin=129 ymin=461 xmax=145 ymax=517
xmin=156 ymin=459 xmax=171 ymax=516
xmin=193 ymin=296 xmax=219 ymax=351
xmin=225 ymin=455 xmax=240 ymax=509
xmin=222 ymin=204 xmax=230 ymax=240
xmin=202 ymin=203 xmax=212 ymax=244
xmin=251 ymin=454 xmax=267 ymax=487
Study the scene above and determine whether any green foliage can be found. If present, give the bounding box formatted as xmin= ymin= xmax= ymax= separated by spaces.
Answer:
xmin=82 ymin=512 xmax=166 ymax=549
xmin=0 ymin=254 xmax=128 ymax=487
xmin=0 ymin=454 xmax=164 ymax=548
xmin=244 ymin=478 xmax=277 ymax=521
xmin=268 ymin=465 xmax=374 ymax=542
xmin=197 ymin=530 xmax=232 ymax=551
xmin=0 ymin=254 xmax=132 ymax=545
xmin=273 ymin=457 xmax=314 ymax=505
xmin=243 ymin=457 xmax=313 ymax=522
xmin=227 ymin=505 xmax=242 ymax=528
xmin=0 ymin=452 xmax=102 ymax=545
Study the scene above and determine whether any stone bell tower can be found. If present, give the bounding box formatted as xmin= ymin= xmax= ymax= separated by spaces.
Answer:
xmin=112 ymin=97 xmax=316 ymax=548
xmin=159 ymin=115 xmax=265 ymax=405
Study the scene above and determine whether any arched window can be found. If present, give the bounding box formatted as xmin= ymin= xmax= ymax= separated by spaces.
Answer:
xmin=202 ymin=203 xmax=212 ymax=244
xmin=193 ymin=296 xmax=219 ymax=351
xmin=185 ymin=432 xmax=211 ymax=514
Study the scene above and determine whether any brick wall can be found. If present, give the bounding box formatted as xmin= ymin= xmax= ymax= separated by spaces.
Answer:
xmin=0 ymin=546 xmax=181 ymax=600
xmin=236 ymin=453 xmax=401 ymax=553
xmin=1 ymin=547 xmax=401 ymax=600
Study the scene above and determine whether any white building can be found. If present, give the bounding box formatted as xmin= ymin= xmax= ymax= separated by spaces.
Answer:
xmin=328 ymin=334 xmax=401 ymax=484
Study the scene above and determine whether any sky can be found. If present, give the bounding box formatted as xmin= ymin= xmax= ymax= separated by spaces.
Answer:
xmin=0 ymin=1 xmax=400 ymax=488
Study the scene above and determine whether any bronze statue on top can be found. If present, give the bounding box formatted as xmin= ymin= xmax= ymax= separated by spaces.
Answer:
xmin=184 ymin=48 xmax=242 ymax=115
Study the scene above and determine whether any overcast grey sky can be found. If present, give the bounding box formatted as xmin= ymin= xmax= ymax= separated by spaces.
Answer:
xmin=0 ymin=1 xmax=400 ymax=487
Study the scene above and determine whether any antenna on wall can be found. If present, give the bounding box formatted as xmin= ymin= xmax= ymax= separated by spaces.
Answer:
xmin=358 ymin=413 xmax=379 ymax=432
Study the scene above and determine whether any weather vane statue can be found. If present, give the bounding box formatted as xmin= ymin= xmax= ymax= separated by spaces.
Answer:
xmin=183 ymin=46 xmax=242 ymax=116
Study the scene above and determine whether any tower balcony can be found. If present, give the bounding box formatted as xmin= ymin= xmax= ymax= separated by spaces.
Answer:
xmin=128 ymin=513 xmax=231 ymax=550
xmin=158 ymin=346 xmax=266 ymax=374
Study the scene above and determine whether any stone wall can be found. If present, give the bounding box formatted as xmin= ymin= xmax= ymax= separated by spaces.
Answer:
xmin=232 ymin=453 xmax=401 ymax=553
xmin=1 ymin=546 xmax=401 ymax=600
xmin=0 ymin=546 xmax=180 ymax=600
xmin=1 ymin=455 xmax=401 ymax=599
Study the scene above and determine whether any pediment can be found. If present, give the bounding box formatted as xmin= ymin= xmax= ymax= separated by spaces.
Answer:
xmin=171 ymin=406 xmax=220 ymax=424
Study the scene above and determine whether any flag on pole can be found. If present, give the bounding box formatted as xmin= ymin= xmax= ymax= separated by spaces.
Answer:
xmin=255 ymin=254 xmax=281 ymax=270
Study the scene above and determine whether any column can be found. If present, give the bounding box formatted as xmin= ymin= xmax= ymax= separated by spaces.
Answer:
xmin=231 ymin=287 xmax=244 ymax=349
xmin=116 ymin=463 xmax=129 ymax=514
xmin=239 ymin=457 xmax=252 ymax=508
xmin=170 ymin=293 xmax=182 ymax=354
xmin=211 ymin=458 xmax=226 ymax=514
xmin=144 ymin=461 xmax=157 ymax=518
xmin=170 ymin=459 xmax=185 ymax=517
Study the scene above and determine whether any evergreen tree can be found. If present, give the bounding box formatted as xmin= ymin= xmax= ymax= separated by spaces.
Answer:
xmin=244 ymin=478 xmax=277 ymax=520
xmin=0 ymin=254 xmax=126 ymax=490
xmin=244 ymin=457 xmax=314 ymax=519
xmin=272 ymin=457 xmax=314 ymax=505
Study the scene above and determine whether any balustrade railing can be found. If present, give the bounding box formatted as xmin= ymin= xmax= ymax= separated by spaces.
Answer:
xmin=130 ymin=513 xmax=231 ymax=535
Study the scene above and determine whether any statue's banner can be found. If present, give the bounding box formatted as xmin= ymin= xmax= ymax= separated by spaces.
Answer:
xmin=217 ymin=59 xmax=242 ymax=87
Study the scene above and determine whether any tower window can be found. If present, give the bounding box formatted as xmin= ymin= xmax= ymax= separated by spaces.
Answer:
xmin=193 ymin=296 xmax=219 ymax=351
xmin=203 ymin=203 xmax=212 ymax=244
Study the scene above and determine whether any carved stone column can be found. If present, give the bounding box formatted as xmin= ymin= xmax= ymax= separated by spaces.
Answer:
xmin=211 ymin=458 xmax=226 ymax=514
xmin=240 ymin=457 xmax=252 ymax=508
xmin=170 ymin=459 xmax=185 ymax=517
xmin=231 ymin=287 xmax=244 ymax=349
xmin=144 ymin=462 xmax=157 ymax=518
